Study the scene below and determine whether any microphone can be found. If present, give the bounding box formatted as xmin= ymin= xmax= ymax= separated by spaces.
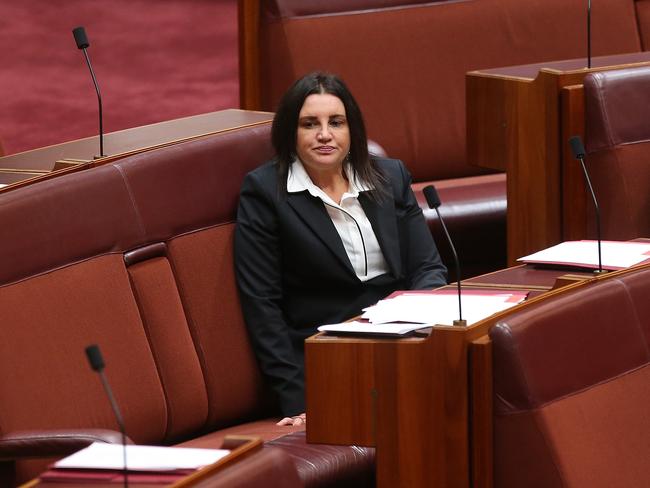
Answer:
xmin=72 ymin=26 xmax=105 ymax=158
xmin=587 ymin=0 xmax=592 ymax=69
xmin=568 ymin=136 xmax=606 ymax=274
xmin=423 ymin=185 xmax=466 ymax=326
xmin=85 ymin=344 xmax=128 ymax=487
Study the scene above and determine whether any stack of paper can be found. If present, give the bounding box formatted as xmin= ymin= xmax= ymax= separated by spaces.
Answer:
xmin=318 ymin=289 xmax=527 ymax=335
xmin=517 ymin=240 xmax=650 ymax=270
xmin=40 ymin=442 xmax=229 ymax=483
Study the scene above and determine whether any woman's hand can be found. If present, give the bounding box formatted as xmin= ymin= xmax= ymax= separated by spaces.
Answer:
xmin=276 ymin=413 xmax=306 ymax=426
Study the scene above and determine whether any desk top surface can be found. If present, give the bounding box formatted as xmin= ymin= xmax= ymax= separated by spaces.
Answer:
xmin=0 ymin=109 xmax=273 ymax=171
xmin=469 ymin=51 xmax=650 ymax=80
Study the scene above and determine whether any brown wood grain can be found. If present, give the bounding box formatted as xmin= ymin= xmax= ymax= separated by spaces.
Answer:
xmin=560 ymin=84 xmax=590 ymax=241
xmin=237 ymin=0 xmax=261 ymax=110
xmin=0 ymin=110 xmax=273 ymax=192
xmin=305 ymin=336 xmax=378 ymax=446
xmin=469 ymin=335 xmax=493 ymax=488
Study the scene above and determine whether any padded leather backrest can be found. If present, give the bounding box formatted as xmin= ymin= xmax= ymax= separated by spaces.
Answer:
xmin=583 ymin=67 xmax=650 ymax=239
xmin=110 ymin=123 xmax=275 ymax=430
xmin=490 ymin=266 xmax=650 ymax=488
xmin=585 ymin=67 xmax=650 ymax=151
xmin=109 ymin=124 xmax=276 ymax=433
xmin=257 ymin=0 xmax=640 ymax=182
xmin=491 ymin=276 xmax=650 ymax=412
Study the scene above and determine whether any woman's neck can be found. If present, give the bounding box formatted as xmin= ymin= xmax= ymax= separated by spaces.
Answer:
xmin=306 ymin=166 xmax=348 ymax=204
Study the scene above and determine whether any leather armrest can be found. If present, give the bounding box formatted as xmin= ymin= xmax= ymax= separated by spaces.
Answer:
xmin=0 ymin=429 xmax=134 ymax=460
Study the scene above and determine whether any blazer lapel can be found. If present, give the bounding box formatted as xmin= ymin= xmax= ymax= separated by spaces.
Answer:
xmin=359 ymin=192 xmax=401 ymax=278
xmin=287 ymin=192 xmax=356 ymax=275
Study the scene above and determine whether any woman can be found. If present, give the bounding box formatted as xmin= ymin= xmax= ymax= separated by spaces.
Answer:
xmin=235 ymin=72 xmax=447 ymax=426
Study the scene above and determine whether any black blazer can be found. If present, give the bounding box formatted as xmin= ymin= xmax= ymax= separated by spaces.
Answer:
xmin=234 ymin=157 xmax=447 ymax=416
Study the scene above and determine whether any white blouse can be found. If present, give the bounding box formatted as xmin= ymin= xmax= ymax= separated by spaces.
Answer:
xmin=287 ymin=160 xmax=390 ymax=281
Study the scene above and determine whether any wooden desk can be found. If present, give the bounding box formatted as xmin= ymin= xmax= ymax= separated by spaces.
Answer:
xmin=0 ymin=109 xmax=273 ymax=190
xmin=466 ymin=52 xmax=650 ymax=265
xmin=304 ymin=265 xmax=607 ymax=488
xmin=21 ymin=436 xmax=263 ymax=488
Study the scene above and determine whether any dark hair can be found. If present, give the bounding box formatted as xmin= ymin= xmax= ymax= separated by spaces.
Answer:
xmin=271 ymin=72 xmax=386 ymax=197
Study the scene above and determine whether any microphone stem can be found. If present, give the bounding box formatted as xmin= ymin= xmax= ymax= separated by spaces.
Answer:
xmin=98 ymin=370 xmax=128 ymax=488
xmin=579 ymin=156 xmax=602 ymax=272
xmin=82 ymin=48 xmax=104 ymax=157
xmin=435 ymin=207 xmax=463 ymax=321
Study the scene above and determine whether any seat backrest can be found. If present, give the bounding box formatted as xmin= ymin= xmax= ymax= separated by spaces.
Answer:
xmin=110 ymin=123 xmax=277 ymax=431
xmin=241 ymin=0 xmax=641 ymax=182
xmin=0 ymin=119 xmax=275 ymax=482
xmin=489 ymin=265 xmax=650 ymax=488
xmin=584 ymin=66 xmax=650 ymax=240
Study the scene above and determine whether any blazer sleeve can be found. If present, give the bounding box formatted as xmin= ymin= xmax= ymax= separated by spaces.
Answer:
xmin=393 ymin=160 xmax=448 ymax=289
xmin=234 ymin=171 xmax=305 ymax=417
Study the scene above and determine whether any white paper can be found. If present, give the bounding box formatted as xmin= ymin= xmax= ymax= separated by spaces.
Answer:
xmin=318 ymin=291 xmax=526 ymax=334
xmin=318 ymin=320 xmax=432 ymax=335
xmin=0 ymin=184 xmax=7 ymax=188
xmin=517 ymin=240 xmax=650 ymax=270
xmin=54 ymin=442 xmax=229 ymax=472
xmin=360 ymin=293 xmax=523 ymax=326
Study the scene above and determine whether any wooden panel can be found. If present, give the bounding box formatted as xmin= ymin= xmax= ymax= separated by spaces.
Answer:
xmin=238 ymin=0 xmax=261 ymax=110
xmin=469 ymin=335 xmax=493 ymax=488
xmin=374 ymin=328 xmax=475 ymax=488
xmin=0 ymin=170 xmax=47 ymax=186
xmin=560 ymin=84 xmax=591 ymax=241
xmin=466 ymin=74 xmax=516 ymax=172
xmin=308 ymin=321 xmax=498 ymax=488
xmin=305 ymin=336 xmax=377 ymax=446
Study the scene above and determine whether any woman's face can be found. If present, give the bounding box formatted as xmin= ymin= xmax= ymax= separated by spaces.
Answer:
xmin=296 ymin=93 xmax=351 ymax=175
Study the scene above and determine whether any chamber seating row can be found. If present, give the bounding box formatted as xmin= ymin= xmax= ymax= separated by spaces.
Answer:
xmin=240 ymin=0 xmax=650 ymax=278
xmin=490 ymin=263 xmax=650 ymax=487
xmin=0 ymin=121 xmax=373 ymax=487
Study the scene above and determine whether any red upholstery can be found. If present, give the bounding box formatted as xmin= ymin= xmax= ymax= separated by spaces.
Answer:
xmin=635 ymin=0 xmax=650 ymax=49
xmin=126 ymin=256 xmax=209 ymax=442
xmin=583 ymin=66 xmax=650 ymax=240
xmin=0 ymin=122 xmax=374 ymax=486
xmin=490 ymin=265 xmax=650 ymax=487
xmin=413 ymin=174 xmax=507 ymax=281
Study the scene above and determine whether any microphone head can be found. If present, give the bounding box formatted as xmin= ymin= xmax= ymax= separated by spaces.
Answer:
xmin=569 ymin=136 xmax=586 ymax=159
xmin=423 ymin=185 xmax=441 ymax=210
xmin=72 ymin=26 xmax=90 ymax=49
xmin=85 ymin=344 xmax=105 ymax=372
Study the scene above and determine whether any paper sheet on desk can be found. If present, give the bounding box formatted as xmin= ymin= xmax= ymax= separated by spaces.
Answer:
xmin=318 ymin=320 xmax=433 ymax=336
xmin=54 ymin=442 xmax=229 ymax=472
xmin=518 ymin=240 xmax=650 ymax=270
xmin=318 ymin=290 xmax=527 ymax=334
xmin=360 ymin=291 xmax=526 ymax=326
